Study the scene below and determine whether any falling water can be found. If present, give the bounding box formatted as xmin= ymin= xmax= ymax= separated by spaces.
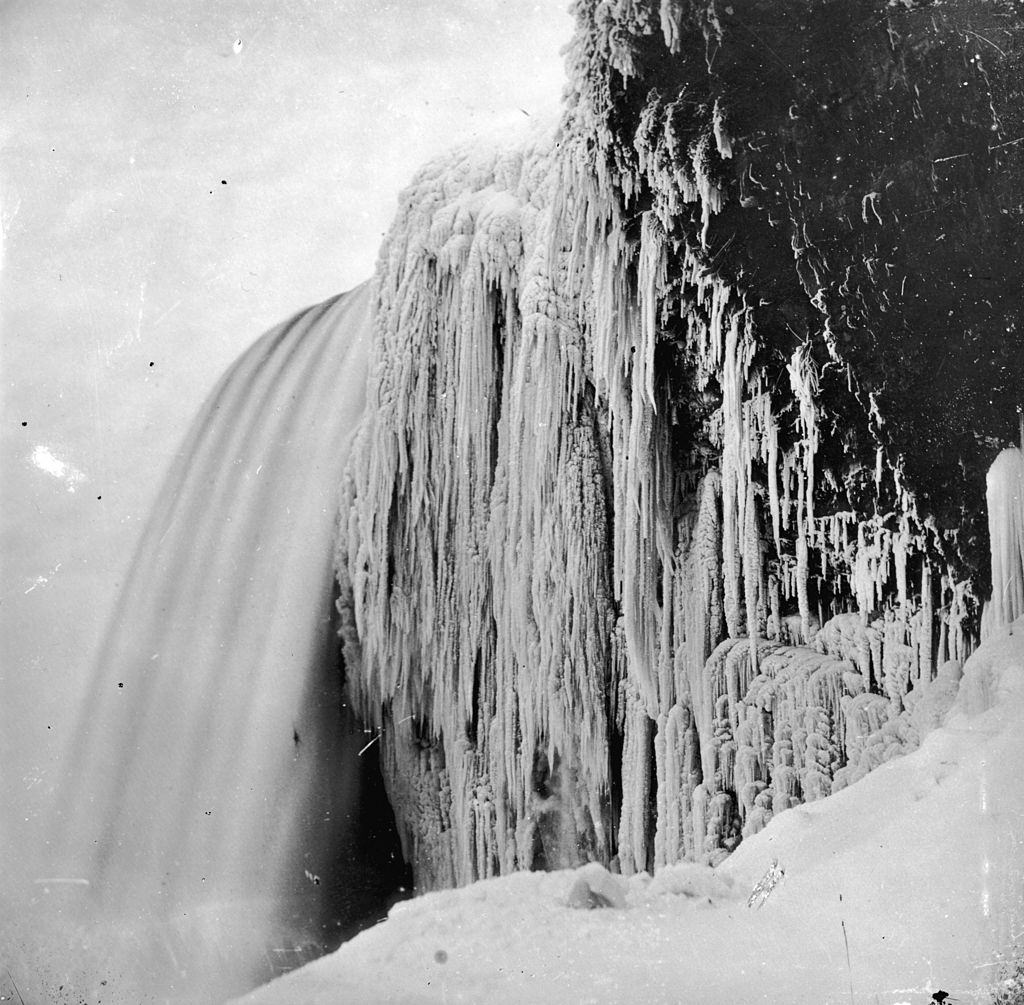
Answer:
xmin=14 ymin=282 xmax=406 ymax=1002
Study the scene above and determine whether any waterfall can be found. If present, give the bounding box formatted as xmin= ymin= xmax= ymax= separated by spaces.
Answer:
xmin=27 ymin=282 xmax=400 ymax=1001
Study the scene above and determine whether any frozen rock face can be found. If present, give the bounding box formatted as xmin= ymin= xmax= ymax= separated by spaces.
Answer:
xmin=568 ymin=0 xmax=1024 ymax=594
xmin=340 ymin=1 xmax=1024 ymax=887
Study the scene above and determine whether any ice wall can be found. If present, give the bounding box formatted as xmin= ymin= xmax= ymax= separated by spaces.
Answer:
xmin=340 ymin=0 xmax=1024 ymax=888
xmin=340 ymin=128 xmax=619 ymax=887
xmin=338 ymin=116 xmax=976 ymax=886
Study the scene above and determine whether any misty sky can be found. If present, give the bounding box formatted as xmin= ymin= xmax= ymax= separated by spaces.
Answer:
xmin=0 ymin=0 xmax=572 ymax=813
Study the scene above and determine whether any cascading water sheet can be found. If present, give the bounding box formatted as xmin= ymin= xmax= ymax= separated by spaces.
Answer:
xmin=42 ymin=282 xmax=378 ymax=998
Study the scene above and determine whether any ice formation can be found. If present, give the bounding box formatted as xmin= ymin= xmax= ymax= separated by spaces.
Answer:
xmin=339 ymin=0 xmax=1024 ymax=888
xmin=337 ymin=142 xmax=963 ymax=883
xmin=986 ymin=447 xmax=1024 ymax=633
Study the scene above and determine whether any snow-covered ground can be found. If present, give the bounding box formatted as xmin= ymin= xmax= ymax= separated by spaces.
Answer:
xmin=236 ymin=622 xmax=1024 ymax=1005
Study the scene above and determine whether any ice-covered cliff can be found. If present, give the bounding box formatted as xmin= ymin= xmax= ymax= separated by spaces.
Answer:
xmin=339 ymin=0 xmax=1024 ymax=888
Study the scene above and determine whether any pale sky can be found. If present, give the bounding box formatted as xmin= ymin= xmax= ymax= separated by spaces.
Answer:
xmin=0 ymin=0 xmax=573 ymax=805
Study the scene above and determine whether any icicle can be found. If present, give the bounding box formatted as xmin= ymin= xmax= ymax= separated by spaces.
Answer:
xmin=788 ymin=344 xmax=819 ymax=533
xmin=659 ymin=0 xmax=685 ymax=52
xmin=344 ymin=125 xmax=620 ymax=887
xmin=691 ymin=134 xmax=723 ymax=247
xmin=985 ymin=447 xmax=1024 ymax=635
xmin=637 ymin=212 xmax=665 ymax=411
xmin=768 ymin=574 xmax=781 ymax=641
xmin=712 ymin=98 xmax=733 ymax=159
xmin=720 ymin=309 xmax=746 ymax=638
xmin=795 ymin=467 xmax=812 ymax=644
xmin=919 ymin=561 xmax=934 ymax=683
xmin=781 ymin=450 xmax=793 ymax=533
xmin=743 ymin=478 xmax=761 ymax=673
xmin=339 ymin=76 xmax=980 ymax=888
xmin=894 ymin=516 xmax=909 ymax=611
xmin=617 ymin=694 xmax=653 ymax=875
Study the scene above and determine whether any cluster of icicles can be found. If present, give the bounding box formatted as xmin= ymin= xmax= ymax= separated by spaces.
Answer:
xmin=336 ymin=118 xmax=988 ymax=887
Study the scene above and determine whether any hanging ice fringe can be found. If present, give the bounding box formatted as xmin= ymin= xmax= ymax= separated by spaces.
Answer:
xmin=334 ymin=99 xmax=987 ymax=885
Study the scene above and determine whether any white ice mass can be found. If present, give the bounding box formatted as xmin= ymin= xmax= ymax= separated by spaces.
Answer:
xmin=337 ymin=114 xmax=981 ymax=892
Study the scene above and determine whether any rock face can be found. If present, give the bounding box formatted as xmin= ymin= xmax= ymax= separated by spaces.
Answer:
xmin=568 ymin=0 xmax=1024 ymax=588
xmin=339 ymin=1 xmax=1024 ymax=887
